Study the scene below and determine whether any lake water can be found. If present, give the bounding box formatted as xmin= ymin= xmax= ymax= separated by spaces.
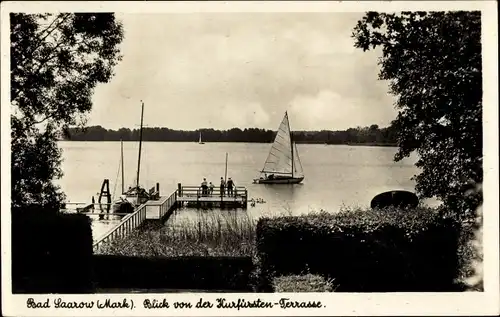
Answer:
xmin=57 ymin=141 xmax=436 ymax=241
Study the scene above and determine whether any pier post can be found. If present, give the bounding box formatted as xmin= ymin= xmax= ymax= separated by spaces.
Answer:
xmin=178 ymin=183 xmax=182 ymax=197
xmin=174 ymin=191 xmax=177 ymax=209
xmin=156 ymin=183 xmax=160 ymax=197
xmin=244 ymin=189 xmax=248 ymax=208
xmin=196 ymin=188 xmax=200 ymax=208
xmin=221 ymin=192 xmax=226 ymax=209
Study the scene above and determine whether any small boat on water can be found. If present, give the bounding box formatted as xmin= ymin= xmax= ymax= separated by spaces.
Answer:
xmin=112 ymin=189 xmax=149 ymax=213
xmin=198 ymin=132 xmax=205 ymax=144
xmin=253 ymin=111 xmax=304 ymax=184
xmin=370 ymin=190 xmax=419 ymax=209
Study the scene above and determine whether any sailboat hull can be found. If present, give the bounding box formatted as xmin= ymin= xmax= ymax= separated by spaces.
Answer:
xmin=253 ymin=176 xmax=304 ymax=184
xmin=112 ymin=200 xmax=135 ymax=214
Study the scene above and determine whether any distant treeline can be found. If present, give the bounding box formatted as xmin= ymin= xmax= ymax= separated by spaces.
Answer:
xmin=61 ymin=124 xmax=398 ymax=145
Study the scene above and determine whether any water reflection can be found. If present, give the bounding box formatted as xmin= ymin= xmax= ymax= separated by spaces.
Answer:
xmin=261 ymin=183 xmax=304 ymax=199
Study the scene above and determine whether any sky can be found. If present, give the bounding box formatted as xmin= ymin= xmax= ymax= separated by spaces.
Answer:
xmin=88 ymin=12 xmax=398 ymax=131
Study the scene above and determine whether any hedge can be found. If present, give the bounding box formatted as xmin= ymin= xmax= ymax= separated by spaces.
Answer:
xmin=11 ymin=207 xmax=94 ymax=293
xmin=92 ymin=255 xmax=254 ymax=291
xmin=256 ymin=208 xmax=461 ymax=292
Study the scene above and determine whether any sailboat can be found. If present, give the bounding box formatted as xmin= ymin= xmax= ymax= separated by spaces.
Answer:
xmin=111 ymin=139 xmax=134 ymax=213
xmin=112 ymin=101 xmax=150 ymax=213
xmin=253 ymin=111 xmax=304 ymax=184
xmin=198 ymin=132 xmax=205 ymax=144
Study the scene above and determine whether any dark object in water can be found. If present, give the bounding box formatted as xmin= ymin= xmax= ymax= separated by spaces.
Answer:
xmin=114 ymin=201 xmax=134 ymax=214
xmin=370 ymin=190 xmax=419 ymax=209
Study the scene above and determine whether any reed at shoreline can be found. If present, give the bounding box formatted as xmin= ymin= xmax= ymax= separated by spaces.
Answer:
xmin=97 ymin=210 xmax=261 ymax=257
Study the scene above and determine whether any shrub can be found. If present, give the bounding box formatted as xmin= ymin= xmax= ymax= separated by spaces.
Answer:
xmin=92 ymin=255 xmax=254 ymax=291
xmin=453 ymin=205 xmax=483 ymax=291
xmin=256 ymin=207 xmax=461 ymax=292
xmin=11 ymin=207 xmax=94 ymax=293
xmin=463 ymin=203 xmax=483 ymax=291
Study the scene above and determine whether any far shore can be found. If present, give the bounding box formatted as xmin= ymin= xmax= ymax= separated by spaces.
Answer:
xmin=57 ymin=140 xmax=398 ymax=147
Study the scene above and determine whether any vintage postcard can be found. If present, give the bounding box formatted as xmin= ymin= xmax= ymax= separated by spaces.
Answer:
xmin=1 ymin=1 xmax=498 ymax=316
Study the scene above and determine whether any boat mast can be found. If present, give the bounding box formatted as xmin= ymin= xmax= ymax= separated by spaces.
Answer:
xmin=136 ymin=101 xmax=144 ymax=192
xmin=224 ymin=152 xmax=228 ymax=183
xmin=120 ymin=138 xmax=124 ymax=194
xmin=287 ymin=111 xmax=294 ymax=178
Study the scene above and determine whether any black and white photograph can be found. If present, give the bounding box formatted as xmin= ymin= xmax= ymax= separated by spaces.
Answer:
xmin=1 ymin=1 xmax=498 ymax=316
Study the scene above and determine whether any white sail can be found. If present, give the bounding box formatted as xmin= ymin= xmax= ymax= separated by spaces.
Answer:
xmin=261 ymin=112 xmax=294 ymax=175
xmin=293 ymin=142 xmax=304 ymax=177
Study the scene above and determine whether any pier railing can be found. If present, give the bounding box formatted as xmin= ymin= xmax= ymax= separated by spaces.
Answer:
xmin=178 ymin=186 xmax=247 ymax=199
xmin=92 ymin=191 xmax=178 ymax=252
xmin=144 ymin=191 xmax=177 ymax=219
xmin=92 ymin=202 xmax=147 ymax=252
xmin=160 ymin=191 xmax=177 ymax=218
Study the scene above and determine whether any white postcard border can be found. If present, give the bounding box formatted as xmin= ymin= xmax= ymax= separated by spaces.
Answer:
xmin=1 ymin=1 xmax=498 ymax=316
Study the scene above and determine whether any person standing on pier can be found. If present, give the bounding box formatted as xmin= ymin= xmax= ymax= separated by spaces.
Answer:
xmin=220 ymin=177 xmax=225 ymax=197
xmin=209 ymin=182 xmax=214 ymax=196
xmin=201 ymin=178 xmax=208 ymax=196
xmin=227 ymin=177 xmax=234 ymax=197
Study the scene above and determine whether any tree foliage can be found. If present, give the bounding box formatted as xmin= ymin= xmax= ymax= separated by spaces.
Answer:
xmin=62 ymin=125 xmax=398 ymax=145
xmin=352 ymin=11 xmax=482 ymax=217
xmin=11 ymin=13 xmax=124 ymax=210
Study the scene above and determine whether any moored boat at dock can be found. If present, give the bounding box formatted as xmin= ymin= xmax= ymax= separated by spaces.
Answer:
xmin=111 ymin=100 xmax=158 ymax=214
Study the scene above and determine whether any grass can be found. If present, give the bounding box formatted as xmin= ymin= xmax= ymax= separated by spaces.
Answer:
xmin=272 ymin=274 xmax=337 ymax=292
xmin=95 ymin=206 xmax=483 ymax=292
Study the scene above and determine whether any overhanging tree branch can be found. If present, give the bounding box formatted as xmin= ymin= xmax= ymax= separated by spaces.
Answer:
xmin=24 ymin=13 xmax=72 ymax=66
xmin=10 ymin=12 xmax=124 ymax=210
xmin=352 ymin=11 xmax=482 ymax=216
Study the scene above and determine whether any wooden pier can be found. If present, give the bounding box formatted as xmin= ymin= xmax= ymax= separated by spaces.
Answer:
xmin=176 ymin=184 xmax=248 ymax=209
xmin=84 ymin=184 xmax=248 ymax=252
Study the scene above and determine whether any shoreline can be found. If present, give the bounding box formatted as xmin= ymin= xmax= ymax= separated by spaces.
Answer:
xmin=57 ymin=140 xmax=398 ymax=147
